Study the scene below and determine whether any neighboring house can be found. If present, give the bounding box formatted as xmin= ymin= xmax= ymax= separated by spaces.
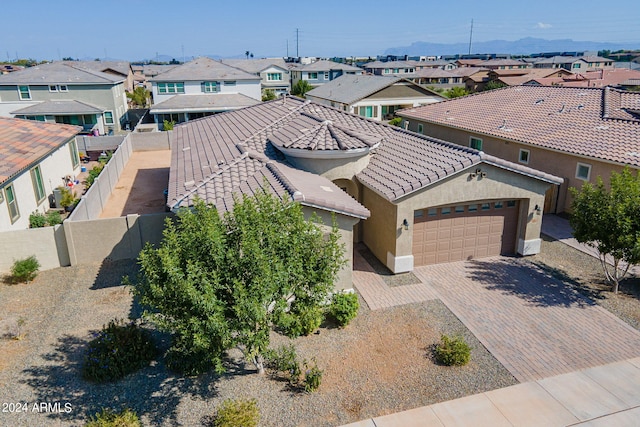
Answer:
xmin=148 ymin=57 xmax=262 ymax=127
xmin=533 ymin=55 xmax=614 ymax=71
xmin=363 ymin=60 xmax=416 ymax=76
xmin=492 ymin=68 xmax=573 ymax=86
xmin=523 ymin=68 xmax=640 ymax=89
xmin=417 ymin=59 xmax=458 ymax=70
xmin=290 ymin=60 xmax=362 ymax=88
xmin=0 ymin=61 xmax=129 ymax=134
xmin=1 ymin=64 xmax=24 ymax=74
xmin=0 ymin=117 xmax=80 ymax=231
xmin=167 ymin=97 xmax=561 ymax=290
xmin=397 ymin=85 xmax=640 ymax=213
xmin=222 ymin=58 xmax=291 ymax=96
xmin=478 ymin=59 xmax=530 ymax=70
xmin=410 ymin=68 xmax=463 ymax=86
xmin=452 ymin=67 xmax=490 ymax=91
xmin=305 ymin=75 xmax=444 ymax=121
xmin=132 ymin=64 xmax=180 ymax=91
xmin=66 ymin=61 xmax=135 ymax=93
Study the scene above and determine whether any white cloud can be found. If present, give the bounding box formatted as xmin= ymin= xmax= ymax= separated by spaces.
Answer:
xmin=535 ymin=22 xmax=552 ymax=29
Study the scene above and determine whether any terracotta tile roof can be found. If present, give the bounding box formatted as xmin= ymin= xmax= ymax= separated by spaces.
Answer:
xmin=169 ymin=96 xmax=562 ymax=214
xmin=398 ymin=85 xmax=640 ymax=167
xmin=0 ymin=117 xmax=80 ymax=185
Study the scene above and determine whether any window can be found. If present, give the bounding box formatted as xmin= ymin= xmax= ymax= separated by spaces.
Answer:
xmin=506 ymin=200 xmax=517 ymax=208
xmin=266 ymin=73 xmax=282 ymax=81
xmin=18 ymin=85 xmax=31 ymax=100
xmin=427 ymin=208 xmax=437 ymax=216
xmin=324 ymin=71 xmax=329 ymax=79
xmin=5 ymin=184 xmax=19 ymax=223
xmin=59 ymin=85 xmax=68 ymax=92
xmin=576 ymin=162 xmax=591 ymax=181
xmin=359 ymin=106 xmax=374 ymax=118
xmin=157 ymin=82 xmax=185 ymax=94
xmin=494 ymin=201 xmax=503 ymax=209
xmin=49 ymin=85 xmax=58 ymax=92
xmin=441 ymin=207 xmax=451 ymax=215
xmin=384 ymin=69 xmax=390 ymax=74
xmin=455 ymin=205 xmax=465 ymax=213
xmin=224 ymin=81 xmax=236 ymax=86
xmin=307 ymin=72 xmax=318 ymax=80
xmin=30 ymin=166 xmax=46 ymax=203
xmin=573 ymin=63 xmax=581 ymax=69
xmin=417 ymin=124 xmax=424 ymax=134
xmin=202 ymin=81 xmax=218 ymax=93
xmin=69 ymin=138 xmax=80 ymax=168
xmin=414 ymin=210 xmax=423 ymax=218
xmin=518 ymin=149 xmax=530 ymax=164
xmin=104 ymin=111 xmax=114 ymax=125
xmin=470 ymin=137 xmax=483 ymax=151
xmin=481 ymin=203 xmax=490 ymax=210
xmin=468 ymin=204 xmax=478 ymax=212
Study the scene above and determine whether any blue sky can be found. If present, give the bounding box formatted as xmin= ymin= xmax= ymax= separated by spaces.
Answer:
xmin=2 ymin=0 xmax=639 ymax=61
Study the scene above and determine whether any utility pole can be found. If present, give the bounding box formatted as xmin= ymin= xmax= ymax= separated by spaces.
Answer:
xmin=296 ymin=28 xmax=299 ymax=58
xmin=468 ymin=19 xmax=474 ymax=56
xmin=286 ymin=40 xmax=289 ymax=58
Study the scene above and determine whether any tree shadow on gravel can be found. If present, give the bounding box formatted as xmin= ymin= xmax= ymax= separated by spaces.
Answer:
xmin=465 ymin=258 xmax=595 ymax=308
xmin=91 ymin=259 xmax=140 ymax=290
xmin=20 ymin=333 xmax=219 ymax=426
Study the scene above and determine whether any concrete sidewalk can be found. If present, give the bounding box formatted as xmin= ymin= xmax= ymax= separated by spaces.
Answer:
xmin=340 ymin=358 xmax=640 ymax=427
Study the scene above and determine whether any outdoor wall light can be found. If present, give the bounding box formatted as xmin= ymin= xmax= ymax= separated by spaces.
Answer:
xmin=402 ymin=218 xmax=409 ymax=230
xmin=534 ymin=204 xmax=542 ymax=214
xmin=470 ymin=168 xmax=487 ymax=178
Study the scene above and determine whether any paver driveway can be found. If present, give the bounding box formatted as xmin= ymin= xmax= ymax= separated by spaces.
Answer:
xmin=354 ymin=252 xmax=640 ymax=382
xmin=414 ymin=258 xmax=640 ymax=382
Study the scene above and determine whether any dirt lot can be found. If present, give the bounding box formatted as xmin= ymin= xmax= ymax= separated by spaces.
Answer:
xmin=99 ymin=150 xmax=171 ymax=218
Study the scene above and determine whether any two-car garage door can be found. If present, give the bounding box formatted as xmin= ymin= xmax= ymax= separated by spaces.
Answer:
xmin=412 ymin=201 xmax=519 ymax=266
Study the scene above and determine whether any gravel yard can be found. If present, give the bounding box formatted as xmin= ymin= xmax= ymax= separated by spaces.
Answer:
xmin=0 ymin=234 xmax=638 ymax=427
xmin=0 ymin=259 xmax=515 ymax=427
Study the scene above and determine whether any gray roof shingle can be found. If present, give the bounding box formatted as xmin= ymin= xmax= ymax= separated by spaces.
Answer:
xmin=0 ymin=61 xmax=123 ymax=85
xmin=306 ymin=75 xmax=402 ymax=104
xmin=150 ymin=94 xmax=260 ymax=114
xmin=149 ymin=57 xmax=261 ymax=82
xmin=11 ymin=100 xmax=104 ymax=115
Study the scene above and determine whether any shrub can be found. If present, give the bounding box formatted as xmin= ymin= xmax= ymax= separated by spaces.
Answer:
xmin=58 ymin=186 xmax=77 ymax=208
xmin=85 ymin=165 xmax=105 ymax=189
xmin=434 ymin=334 xmax=471 ymax=366
xmin=85 ymin=408 xmax=141 ymax=427
xmin=278 ymin=304 xmax=323 ymax=337
xmin=303 ymin=358 xmax=323 ymax=393
xmin=29 ymin=211 xmax=48 ymax=228
xmin=264 ymin=343 xmax=301 ymax=384
xmin=47 ymin=210 xmax=63 ymax=226
xmin=388 ymin=117 xmax=402 ymax=126
xmin=82 ymin=319 xmax=157 ymax=383
xmin=163 ymin=119 xmax=175 ymax=131
xmin=10 ymin=256 xmax=40 ymax=283
xmin=329 ymin=292 xmax=359 ymax=327
xmin=214 ymin=398 xmax=259 ymax=427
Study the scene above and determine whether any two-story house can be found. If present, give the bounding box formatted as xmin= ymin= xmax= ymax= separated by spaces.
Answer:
xmin=0 ymin=117 xmax=80 ymax=231
xmin=0 ymin=62 xmax=129 ymax=134
xmin=221 ymin=58 xmax=291 ymax=96
xmin=290 ymin=60 xmax=362 ymax=88
xmin=148 ymin=57 xmax=261 ymax=127
xmin=533 ymin=56 xmax=614 ymax=72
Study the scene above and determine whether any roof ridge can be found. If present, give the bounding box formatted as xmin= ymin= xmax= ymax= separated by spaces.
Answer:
xmin=265 ymin=162 xmax=301 ymax=201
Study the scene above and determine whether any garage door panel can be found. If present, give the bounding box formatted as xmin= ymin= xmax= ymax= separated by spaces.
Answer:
xmin=413 ymin=201 xmax=519 ymax=266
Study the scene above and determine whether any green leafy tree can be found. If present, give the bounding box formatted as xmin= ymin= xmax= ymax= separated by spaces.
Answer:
xmin=134 ymin=191 xmax=345 ymax=375
xmin=482 ymin=81 xmax=507 ymax=91
xmin=261 ymin=89 xmax=277 ymax=101
xmin=291 ymin=80 xmax=313 ymax=98
xmin=126 ymin=87 xmax=150 ymax=108
xmin=570 ymin=167 xmax=640 ymax=293
xmin=444 ymin=86 xmax=469 ymax=98
xmin=162 ymin=120 xmax=175 ymax=131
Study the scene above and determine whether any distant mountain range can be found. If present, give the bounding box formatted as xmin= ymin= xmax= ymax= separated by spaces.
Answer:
xmin=384 ymin=37 xmax=639 ymax=57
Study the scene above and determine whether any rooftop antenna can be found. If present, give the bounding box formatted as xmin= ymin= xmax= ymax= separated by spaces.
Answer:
xmin=468 ymin=19 xmax=474 ymax=55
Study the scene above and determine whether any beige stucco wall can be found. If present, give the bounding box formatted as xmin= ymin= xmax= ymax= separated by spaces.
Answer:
xmin=302 ymin=207 xmax=360 ymax=291
xmin=360 ymin=163 xmax=550 ymax=273
xmin=285 ymin=153 xmax=372 ymax=181
xmin=405 ymin=121 xmax=633 ymax=213
xmin=0 ymin=224 xmax=69 ymax=273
